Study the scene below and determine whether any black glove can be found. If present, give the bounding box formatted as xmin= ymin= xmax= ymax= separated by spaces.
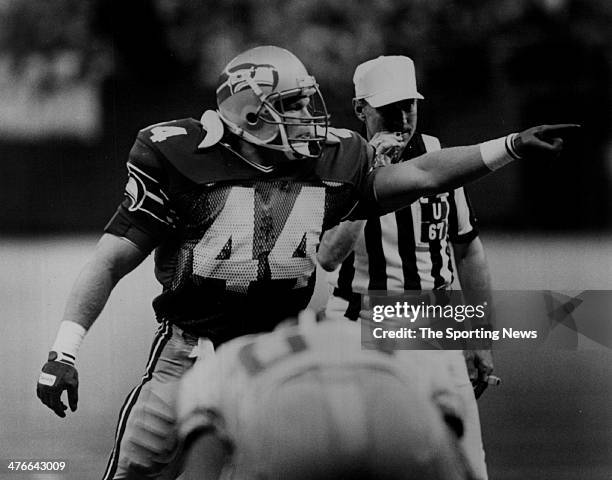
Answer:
xmin=463 ymin=349 xmax=494 ymax=400
xmin=37 ymin=351 xmax=79 ymax=417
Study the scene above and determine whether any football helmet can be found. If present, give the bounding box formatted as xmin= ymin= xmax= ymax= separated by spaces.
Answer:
xmin=216 ymin=46 xmax=329 ymax=159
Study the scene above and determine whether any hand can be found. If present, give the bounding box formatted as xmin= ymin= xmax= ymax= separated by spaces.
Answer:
xmin=463 ymin=349 xmax=494 ymax=399
xmin=37 ymin=352 xmax=79 ymax=417
xmin=513 ymin=124 xmax=580 ymax=159
xmin=370 ymin=131 xmax=404 ymax=166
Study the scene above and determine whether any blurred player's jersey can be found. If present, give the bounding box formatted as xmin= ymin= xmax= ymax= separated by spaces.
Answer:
xmin=177 ymin=320 xmax=467 ymax=479
xmin=328 ymin=133 xmax=478 ymax=320
xmin=104 ymin=118 xmax=375 ymax=344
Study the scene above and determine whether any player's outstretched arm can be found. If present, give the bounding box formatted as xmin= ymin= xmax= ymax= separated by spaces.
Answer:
xmin=36 ymin=233 xmax=148 ymax=417
xmin=373 ymin=124 xmax=579 ymax=212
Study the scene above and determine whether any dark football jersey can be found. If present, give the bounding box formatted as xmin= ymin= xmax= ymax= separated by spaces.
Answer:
xmin=105 ymin=118 xmax=376 ymax=344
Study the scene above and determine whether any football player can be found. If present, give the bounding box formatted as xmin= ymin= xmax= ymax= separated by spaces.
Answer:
xmin=35 ymin=44 xmax=575 ymax=479
xmin=175 ymin=310 xmax=476 ymax=480
xmin=317 ymin=55 xmax=493 ymax=479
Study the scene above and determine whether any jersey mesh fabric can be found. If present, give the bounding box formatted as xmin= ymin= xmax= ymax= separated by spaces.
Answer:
xmin=105 ymin=119 xmax=375 ymax=345
xmin=152 ymin=181 xmax=321 ymax=343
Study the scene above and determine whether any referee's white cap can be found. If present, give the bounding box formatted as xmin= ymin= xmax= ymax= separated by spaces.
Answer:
xmin=353 ymin=55 xmax=424 ymax=108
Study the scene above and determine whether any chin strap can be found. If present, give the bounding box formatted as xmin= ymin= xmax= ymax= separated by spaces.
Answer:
xmin=209 ymin=109 xmax=327 ymax=160
xmin=198 ymin=110 xmax=225 ymax=148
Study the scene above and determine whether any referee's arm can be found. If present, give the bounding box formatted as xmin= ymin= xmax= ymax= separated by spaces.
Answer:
xmin=453 ymin=237 xmax=495 ymax=392
xmin=317 ymin=220 xmax=365 ymax=272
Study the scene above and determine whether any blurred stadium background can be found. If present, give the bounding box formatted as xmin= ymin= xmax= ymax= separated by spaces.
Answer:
xmin=1 ymin=0 xmax=611 ymax=478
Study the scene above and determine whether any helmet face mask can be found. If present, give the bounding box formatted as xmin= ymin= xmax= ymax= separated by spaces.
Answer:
xmin=216 ymin=46 xmax=329 ymax=159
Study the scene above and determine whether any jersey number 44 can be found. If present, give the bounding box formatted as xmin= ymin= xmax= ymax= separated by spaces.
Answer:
xmin=192 ymin=186 xmax=325 ymax=293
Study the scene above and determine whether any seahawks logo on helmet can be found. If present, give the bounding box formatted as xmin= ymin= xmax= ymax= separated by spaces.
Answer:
xmin=217 ymin=63 xmax=279 ymax=103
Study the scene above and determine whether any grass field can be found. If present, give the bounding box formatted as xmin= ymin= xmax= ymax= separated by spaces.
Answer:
xmin=1 ymin=233 xmax=611 ymax=479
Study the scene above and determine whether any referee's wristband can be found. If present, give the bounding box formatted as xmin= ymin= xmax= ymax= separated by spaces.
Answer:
xmin=50 ymin=321 xmax=87 ymax=366
xmin=479 ymin=133 xmax=522 ymax=171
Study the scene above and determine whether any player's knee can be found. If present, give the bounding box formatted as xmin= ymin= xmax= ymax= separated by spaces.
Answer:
xmin=121 ymin=434 xmax=178 ymax=479
xmin=121 ymin=396 xmax=179 ymax=476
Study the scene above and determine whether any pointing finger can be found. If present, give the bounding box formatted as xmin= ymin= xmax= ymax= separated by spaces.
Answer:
xmin=536 ymin=124 xmax=581 ymax=139
xmin=545 ymin=123 xmax=581 ymax=131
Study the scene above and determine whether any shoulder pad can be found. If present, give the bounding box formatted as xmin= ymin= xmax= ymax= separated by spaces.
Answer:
xmin=198 ymin=110 xmax=225 ymax=148
xmin=138 ymin=118 xmax=197 ymax=145
xmin=422 ymin=134 xmax=441 ymax=152
xmin=136 ymin=117 xmax=225 ymax=183
xmin=325 ymin=127 xmax=356 ymax=144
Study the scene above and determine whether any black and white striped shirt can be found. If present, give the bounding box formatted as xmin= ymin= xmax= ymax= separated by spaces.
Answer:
xmin=327 ymin=133 xmax=478 ymax=319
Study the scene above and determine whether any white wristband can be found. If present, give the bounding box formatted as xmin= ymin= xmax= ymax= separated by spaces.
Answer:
xmin=51 ymin=321 xmax=87 ymax=365
xmin=479 ymin=133 xmax=522 ymax=171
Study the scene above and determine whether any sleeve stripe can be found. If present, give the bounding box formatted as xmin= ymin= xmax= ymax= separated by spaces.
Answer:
xmin=133 ymin=208 xmax=173 ymax=225
xmin=504 ymin=133 xmax=522 ymax=160
xmin=146 ymin=192 xmax=166 ymax=205
xmin=127 ymin=163 xmax=161 ymax=184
